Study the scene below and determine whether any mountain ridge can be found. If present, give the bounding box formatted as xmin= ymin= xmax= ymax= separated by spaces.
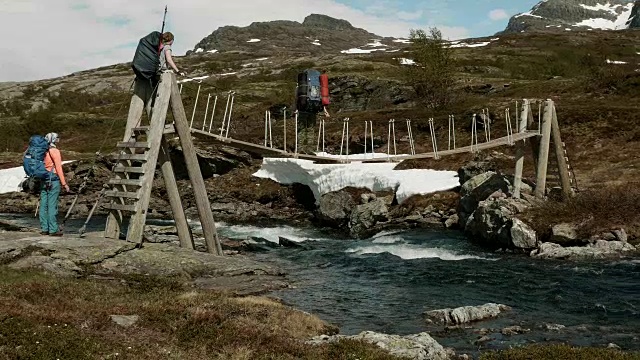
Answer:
xmin=501 ymin=0 xmax=640 ymax=34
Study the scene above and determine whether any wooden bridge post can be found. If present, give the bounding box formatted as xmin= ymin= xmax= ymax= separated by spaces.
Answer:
xmin=170 ymin=75 xmax=224 ymax=255
xmin=550 ymin=104 xmax=574 ymax=200
xmin=159 ymin=137 xmax=194 ymax=249
xmin=535 ymin=99 xmax=554 ymax=198
xmin=513 ymin=99 xmax=529 ymax=199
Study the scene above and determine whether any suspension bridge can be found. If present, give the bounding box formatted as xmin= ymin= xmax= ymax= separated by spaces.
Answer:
xmin=99 ymin=72 xmax=576 ymax=255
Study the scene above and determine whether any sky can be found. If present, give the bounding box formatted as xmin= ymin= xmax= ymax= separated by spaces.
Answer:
xmin=0 ymin=0 xmax=541 ymax=82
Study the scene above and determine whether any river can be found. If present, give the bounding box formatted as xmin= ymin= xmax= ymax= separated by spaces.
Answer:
xmin=2 ymin=213 xmax=639 ymax=354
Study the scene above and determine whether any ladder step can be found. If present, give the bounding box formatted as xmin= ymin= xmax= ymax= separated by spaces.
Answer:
xmin=104 ymin=191 xmax=140 ymax=199
xmin=132 ymin=126 xmax=150 ymax=133
xmin=113 ymin=166 xmax=146 ymax=174
xmin=108 ymin=179 xmax=143 ymax=187
xmin=117 ymin=141 xmax=150 ymax=149
xmin=102 ymin=203 xmax=137 ymax=212
xmin=116 ymin=154 xmax=148 ymax=161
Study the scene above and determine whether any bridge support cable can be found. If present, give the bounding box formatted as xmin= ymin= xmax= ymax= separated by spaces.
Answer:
xmin=513 ymin=99 xmax=530 ymax=199
xmin=483 ymin=108 xmax=491 ymax=142
xmin=282 ymin=108 xmax=288 ymax=151
xmin=202 ymin=94 xmax=211 ymax=131
xmin=189 ymin=83 xmax=201 ymax=128
xmin=470 ymin=113 xmax=479 ymax=153
xmin=406 ymin=119 xmax=416 ymax=155
xmin=369 ymin=121 xmax=374 ymax=159
xmin=387 ymin=119 xmax=397 ymax=161
xmin=220 ymin=91 xmax=232 ymax=137
xmin=264 ymin=110 xmax=273 ymax=148
xmin=428 ymin=118 xmax=439 ymax=159
xmin=515 ymin=101 xmax=519 ymax=132
xmin=448 ymin=115 xmax=456 ymax=150
xmin=505 ymin=108 xmax=514 ymax=146
xmin=339 ymin=117 xmax=350 ymax=158
xmin=294 ymin=111 xmax=299 ymax=155
xmin=207 ymin=95 xmax=218 ymax=133
xmin=224 ymin=92 xmax=235 ymax=138
xmin=364 ymin=121 xmax=369 ymax=157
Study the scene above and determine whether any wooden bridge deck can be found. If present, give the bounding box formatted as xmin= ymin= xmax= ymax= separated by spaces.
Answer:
xmin=189 ymin=128 xmax=541 ymax=164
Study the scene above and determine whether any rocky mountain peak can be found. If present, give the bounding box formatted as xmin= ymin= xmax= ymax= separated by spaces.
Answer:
xmin=188 ymin=14 xmax=403 ymax=56
xmin=302 ymin=14 xmax=355 ymax=30
xmin=501 ymin=0 xmax=640 ymax=34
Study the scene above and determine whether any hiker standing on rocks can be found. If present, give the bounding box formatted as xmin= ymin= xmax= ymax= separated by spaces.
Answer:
xmin=159 ymin=32 xmax=186 ymax=76
xmin=39 ymin=132 xmax=70 ymax=236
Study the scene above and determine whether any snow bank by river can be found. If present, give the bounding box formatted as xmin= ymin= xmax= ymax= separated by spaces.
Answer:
xmin=252 ymin=157 xmax=459 ymax=204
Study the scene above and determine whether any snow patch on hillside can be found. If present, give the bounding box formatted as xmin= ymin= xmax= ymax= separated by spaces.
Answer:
xmin=247 ymin=38 xmax=261 ymax=43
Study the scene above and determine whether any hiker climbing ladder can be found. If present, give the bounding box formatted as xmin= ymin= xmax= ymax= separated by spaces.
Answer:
xmin=103 ymin=72 xmax=223 ymax=255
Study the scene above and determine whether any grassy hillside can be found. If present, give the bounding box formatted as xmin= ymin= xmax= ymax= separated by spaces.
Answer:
xmin=1 ymin=29 xmax=639 ymax=189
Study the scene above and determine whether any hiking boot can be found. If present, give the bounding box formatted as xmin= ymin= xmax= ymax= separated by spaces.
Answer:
xmin=49 ymin=231 xmax=63 ymax=237
xmin=40 ymin=231 xmax=48 ymax=235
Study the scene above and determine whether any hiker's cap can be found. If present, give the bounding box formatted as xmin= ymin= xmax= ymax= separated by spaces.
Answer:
xmin=45 ymin=132 xmax=59 ymax=144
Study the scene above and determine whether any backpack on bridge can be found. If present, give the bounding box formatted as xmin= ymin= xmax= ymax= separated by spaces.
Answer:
xmin=296 ymin=69 xmax=324 ymax=114
xmin=21 ymin=135 xmax=51 ymax=194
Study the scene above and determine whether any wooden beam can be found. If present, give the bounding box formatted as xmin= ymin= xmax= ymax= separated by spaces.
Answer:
xmin=526 ymin=104 xmax=540 ymax=174
xmin=159 ymin=136 xmax=195 ymax=250
xmin=169 ymin=74 xmax=224 ymax=256
xmin=125 ymin=73 xmax=173 ymax=244
xmin=550 ymin=105 xmax=574 ymax=200
xmin=535 ymin=100 xmax=554 ymax=198
xmin=513 ymin=99 xmax=529 ymax=198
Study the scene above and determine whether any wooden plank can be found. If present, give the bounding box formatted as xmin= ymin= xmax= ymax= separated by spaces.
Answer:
xmin=104 ymin=191 xmax=140 ymax=199
xmin=132 ymin=126 xmax=150 ymax=133
xmin=113 ymin=166 xmax=146 ymax=174
xmin=126 ymin=73 xmax=173 ymax=245
xmin=102 ymin=203 xmax=137 ymax=212
xmin=526 ymin=105 xmax=540 ymax=175
xmin=159 ymin=136 xmax=194 ymax=250
xmin=535 ymin=100 xmax=554 ymax=198
xmin=170 ymin=76 xmax=224 ymax=256
xmin=108 ymin=178 xmax=142 ymax=187
xmin=551 ymin=105 xmax=574 ymax=199
xmin=117 ymin=141 xmax=149 ymax=149
xmin=115 ymin=154 xmax=148 ymax=161
xmin=513 ymin=99 xmax=529 ymax=199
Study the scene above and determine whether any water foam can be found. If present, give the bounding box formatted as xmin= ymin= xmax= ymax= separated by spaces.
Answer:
xmin=346 ymin=244 xmax=491 ymax=261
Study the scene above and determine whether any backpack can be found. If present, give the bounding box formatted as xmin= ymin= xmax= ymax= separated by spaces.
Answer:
xmin=132 ymin=31 xmax=161 ymax=81
xmin=296 ymin=69 xmax=323 ymax=114
xmin=23 ymin=135 xmax=51 ymax=179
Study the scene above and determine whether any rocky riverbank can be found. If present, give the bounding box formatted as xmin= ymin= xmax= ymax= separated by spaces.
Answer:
xmin=1 ymin=146 xmax=638 ymax=262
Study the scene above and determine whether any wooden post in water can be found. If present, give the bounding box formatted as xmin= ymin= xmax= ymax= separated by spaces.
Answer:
xmin=535 ymin=100 xmax=554 ymax=198
xmin=550 ymin=105 xmax=574 ymax=200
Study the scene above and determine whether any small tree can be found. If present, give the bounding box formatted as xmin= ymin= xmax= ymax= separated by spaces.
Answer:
xmin=406 ymin=27 xmax=457 ymax=110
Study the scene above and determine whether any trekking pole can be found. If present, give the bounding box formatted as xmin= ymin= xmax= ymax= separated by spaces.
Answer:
xmin=158 ymin=6 xmax=168 ymax=53
xmin=78 ymin=186 xmax=107 ymax=237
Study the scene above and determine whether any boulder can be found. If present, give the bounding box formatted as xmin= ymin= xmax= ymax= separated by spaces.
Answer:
xmin=464 ymin=198 xmax=530 ymax=249
xmin=309 ymin=331 xmax=450 ymax=360
xmin=458 ymin=172 xmax=511 ymax=225
xmin=349 ymin=198 xmax=389 ymax=239
xmin=510 ymin=218 xmax=538 ymax=250
xmin=445 ymin=214 xmax=459 ymax=229
xmin=457 ymin=159 xmax=496 ymax=186
xmin=424 ymin=303 xmax=511 ymax=325
xmin=110 ymin=315 xmax=140 ymax=328
xmin=278 ymin=236 xmax=303 ymax=248
xmin=318 ymin=190 xmax=356 ymax=228
xmin=550 ymin=223 xmax=587 ymax=246
xmin=533 ymin=241 xmax=636 ymax=260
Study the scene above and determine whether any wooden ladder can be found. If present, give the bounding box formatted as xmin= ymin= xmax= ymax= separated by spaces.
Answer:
xmin=103 ymin=72 xmax=223 ymax=255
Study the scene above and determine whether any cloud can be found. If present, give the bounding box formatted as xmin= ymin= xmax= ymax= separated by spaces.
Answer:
xmin=397 ymin=10 xmax=424 ymax=21
xmin=0 ymin=0 xmax=469 ymax=82
xmin=488 ymin=9 xmax=510 ymax=21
